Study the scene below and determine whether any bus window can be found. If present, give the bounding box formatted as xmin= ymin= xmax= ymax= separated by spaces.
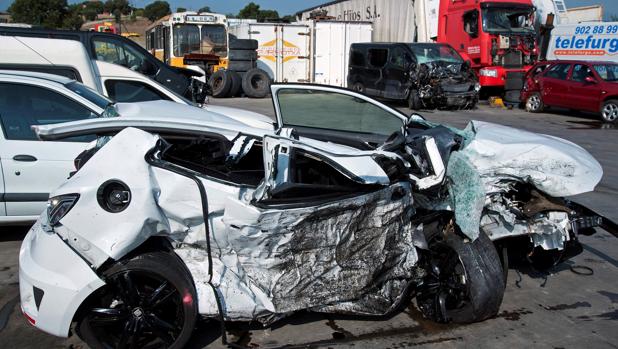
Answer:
xmin=173 ymin=24 xmax=200 ymax=57
xmin=201 ymin=25 xmax=227 ymax=57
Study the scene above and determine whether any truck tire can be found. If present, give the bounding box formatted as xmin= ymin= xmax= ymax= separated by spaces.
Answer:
xmin=416 ymin=228 xmax=505 ymax=324
xmin=228 ymin=60 xmax=255 ymax=72
xmin=229 ymin=49 xmax=258 ymax=61
xmin=229 ymin=38 xmax=258 ymax=50
xmin=242 ymin=68 xmax=271 ymax=98
xmin=209 ymin=69 xmax=233 ymax=98
xmin=229 ymin=71 xmax=243 ymax=97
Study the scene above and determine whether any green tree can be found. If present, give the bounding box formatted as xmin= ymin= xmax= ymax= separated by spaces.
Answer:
xmin=8 ymin=0 xmax=68 ymax=28
xmin=177 ymin=7 xmax=186 ymax=13
xmin=610 ymin=14 xmax=618 ymax=22
xmin=198 ymin=6 xmax=211 ymax=13
xmin=82 ymin=1 xmax=104 ymax=21
xmin=144 ymin=1 xmax=171 ymax=22
xmin=103 ymin=0 xmax=131 ymax=15
xmin=63 ymin=4 xmax=84 ymax=29
xmin=238 ymin=2 xmax=260 ymax=19
xmin=238 ymin=2 xmax=279 ymax=22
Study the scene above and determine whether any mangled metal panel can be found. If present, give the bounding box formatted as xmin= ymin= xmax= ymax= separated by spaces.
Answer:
xmin=53 ymin=127 xmax=423 ymax=323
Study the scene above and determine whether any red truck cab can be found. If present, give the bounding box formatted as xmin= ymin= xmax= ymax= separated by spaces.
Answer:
xmin=438 ymin=0 xmax=537 ymax=91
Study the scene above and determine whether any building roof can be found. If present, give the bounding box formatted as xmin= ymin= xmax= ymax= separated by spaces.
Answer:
xmin=295 ymin=0 xmax=350 ymax=16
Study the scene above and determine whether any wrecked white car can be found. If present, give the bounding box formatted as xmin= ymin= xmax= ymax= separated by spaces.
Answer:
xmin=19 ymin=85 xmax=615 ymax=348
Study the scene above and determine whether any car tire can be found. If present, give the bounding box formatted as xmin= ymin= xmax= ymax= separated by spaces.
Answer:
xmin=209 ymin=69 xmax=233 ymax=98
xmin=228 ymin=60 xmax=255 ymax=72
xmin=351 ymin=81 xmax=365 ymax=94
xmin=408 ymin=90 xmax=422 ymax=110
xmin=229 ymin=70 xmax=243 ymax=97
xmin=229 ymin=49 xmax=258 ymax=61
xmin=75 ymin=251 xmax=198 ymax=349
xmin=229 ymin=38 xmax=258 ymax=50
xmin=601 ymin=99 xmax=618 ymax=123
xmin=525 ymin=92 xmax=544 ymax=113
xmin=416 ymin=227 xmax=505 ymax=324
xmin=242 ymin=68 xmax=271 ymax=98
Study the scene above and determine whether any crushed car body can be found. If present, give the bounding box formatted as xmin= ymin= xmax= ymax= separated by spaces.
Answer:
xmin=20 ymin=84 xmax=615 ymax=348
xmin=348 ymin=42 xmax=480 ymax=110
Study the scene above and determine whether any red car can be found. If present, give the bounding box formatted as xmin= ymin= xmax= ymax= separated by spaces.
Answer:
xmin=521 ymin=60 xmax=618 ymax=122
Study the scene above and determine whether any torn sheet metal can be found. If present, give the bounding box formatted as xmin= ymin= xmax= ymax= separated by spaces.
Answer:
xmin=413 ymin=61 xmax=479 ymax=109
xmin=460 ymin=121 xmax=603 ymax=197
xmin=53 ymin=127 xmax=422 ymax=324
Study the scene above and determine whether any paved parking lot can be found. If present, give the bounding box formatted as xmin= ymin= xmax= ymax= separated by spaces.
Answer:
xmin=0 ymin=99 xmax=616 ymax=348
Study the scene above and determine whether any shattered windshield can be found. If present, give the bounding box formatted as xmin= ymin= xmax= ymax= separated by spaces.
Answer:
xmin=482 ymin=7 xmax=534 ymax=33
xmin=408 ymin=44 xmax=463 ymax=64
xmin=593 ymin=64 xmax=618 ymax=82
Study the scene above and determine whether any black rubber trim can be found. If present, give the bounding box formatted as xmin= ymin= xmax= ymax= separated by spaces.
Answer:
xmin=144 ymin=142 xmax=239 ymax=347
xmin=33 ymin=286 xmax=44 ymax=310
xmin=0 ymin=193 xmax=49 ymax=202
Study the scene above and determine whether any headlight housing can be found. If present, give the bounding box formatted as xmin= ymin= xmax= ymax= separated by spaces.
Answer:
xmin=47 ymin=194 xmax=79 ymax=226
xmin=479 ymin=68 xmax=499 ymax=78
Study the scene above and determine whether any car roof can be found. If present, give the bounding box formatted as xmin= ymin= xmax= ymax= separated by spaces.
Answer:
xmin=0 ymin=69 xmax=73 ymax=84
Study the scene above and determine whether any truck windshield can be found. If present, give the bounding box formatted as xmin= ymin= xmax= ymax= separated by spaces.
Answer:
xmin=408 ymin=44 xmax=463 ymax=64
xmin=482 ymin=7 xmax=534 ymax=34
xmin=593 ymin=64 xmax=618 ymax=82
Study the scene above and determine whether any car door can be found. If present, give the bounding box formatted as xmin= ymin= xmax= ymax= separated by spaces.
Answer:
xmin=383 ymin=46 xmax=414 ymax=100
xmin=0 ymin=82 xmax=97 ymax=218
xmin=270 ymin=84 xmax=408 ymax=149
xmin=540 ymin=63 xmax=572 ymax=107
xmin=568 ymin=63 xmax=603 ymax=112
xmin=364 ymin=47 xmax=389 ymax=97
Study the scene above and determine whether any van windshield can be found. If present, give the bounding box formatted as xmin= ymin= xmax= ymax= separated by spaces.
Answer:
xmin=408 ymin=44 xmax=463 ymax=64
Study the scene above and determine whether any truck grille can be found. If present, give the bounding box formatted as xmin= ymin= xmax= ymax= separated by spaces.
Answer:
xmin=501 ymin=51 xmax=523 ymax=68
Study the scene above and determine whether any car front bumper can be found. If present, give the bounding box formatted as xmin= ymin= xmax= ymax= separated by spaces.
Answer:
xmin=19 ymin=217 xmax=105 ymax=337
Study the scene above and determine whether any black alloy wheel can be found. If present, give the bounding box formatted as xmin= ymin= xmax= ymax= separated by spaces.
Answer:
xmin=77 ymin=252 xmax=197 ymax=349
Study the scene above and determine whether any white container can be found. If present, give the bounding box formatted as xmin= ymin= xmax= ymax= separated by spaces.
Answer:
xmin=230 ymin=20 xmax=373 ymax=86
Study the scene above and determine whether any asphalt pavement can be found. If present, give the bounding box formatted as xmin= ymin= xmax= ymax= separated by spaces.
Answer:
xmin=0 ymin=100 xmax=616 ymax=348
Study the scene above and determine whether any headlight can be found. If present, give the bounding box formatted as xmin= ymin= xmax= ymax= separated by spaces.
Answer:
xmin=474 ymin=83 xmax=481 ymax=92
xmin=47 ymin=194 xmax=79 ymax=226
xmin=480 ymin=68 xmax=498 ymax=78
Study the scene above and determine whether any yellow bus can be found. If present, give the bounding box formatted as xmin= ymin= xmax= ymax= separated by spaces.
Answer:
xmin=146 ymin=11 xmax=228 ymax=78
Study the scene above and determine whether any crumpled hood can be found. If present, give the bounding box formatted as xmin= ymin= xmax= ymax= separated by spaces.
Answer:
xmin=460 ymin=121 xmax=603 ymax=197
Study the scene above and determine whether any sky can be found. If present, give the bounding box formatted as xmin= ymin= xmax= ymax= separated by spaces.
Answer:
xmin=0 ymin=0 xmax=616 ymax=18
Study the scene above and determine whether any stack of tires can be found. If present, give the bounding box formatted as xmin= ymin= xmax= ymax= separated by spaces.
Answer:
xmin=209 ymin=38 xmax=271 ymax=98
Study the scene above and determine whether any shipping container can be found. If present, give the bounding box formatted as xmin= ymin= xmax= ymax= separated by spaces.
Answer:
xmin=229 ymin=21 xmax=372 ymax=86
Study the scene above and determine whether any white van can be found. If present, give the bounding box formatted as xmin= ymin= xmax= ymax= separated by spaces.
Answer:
xmin=0 ymin=36 xmax=193 ymax=104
